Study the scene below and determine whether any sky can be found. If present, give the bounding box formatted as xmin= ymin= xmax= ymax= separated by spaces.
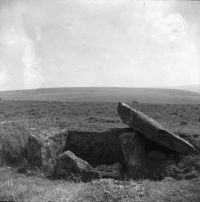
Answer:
xmin=0 ymin=0 xmax=200 ymax=90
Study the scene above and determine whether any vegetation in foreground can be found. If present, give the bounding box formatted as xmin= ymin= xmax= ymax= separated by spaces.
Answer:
xmin=0 ymin=101 xmax=200 ymax=201
xmin=0 ymin=167 xmax=200 ymax=202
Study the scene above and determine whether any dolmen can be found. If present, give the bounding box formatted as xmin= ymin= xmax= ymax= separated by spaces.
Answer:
xmin=26 ymin=102 xmax=195 ymax=180
xmin=117 ymin=102 xmax=195 ymax=179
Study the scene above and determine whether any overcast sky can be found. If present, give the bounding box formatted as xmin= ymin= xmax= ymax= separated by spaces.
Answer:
xmin=0 ymin=0 xmax=200 ymax=90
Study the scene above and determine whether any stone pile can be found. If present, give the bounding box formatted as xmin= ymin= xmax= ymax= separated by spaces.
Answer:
xmin=26 ymin=102 xmax=195 ymax=180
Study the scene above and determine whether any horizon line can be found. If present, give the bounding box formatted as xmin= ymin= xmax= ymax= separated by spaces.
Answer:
xmin=0 ymin=84 xmax=199 ymax=93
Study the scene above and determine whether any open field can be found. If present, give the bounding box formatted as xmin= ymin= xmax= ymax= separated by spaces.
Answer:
xmin=174 ymin=84 xmax=200 ymax=94
xmin=0 ymin=100 xmax=199 ymax=134
xmin=0 ymin=87 xmax=200 ymax=104
xmin=0 ymin=101 xmax=200 ymax=134
xmin=0 ymin=99 xmax=200 ymax=201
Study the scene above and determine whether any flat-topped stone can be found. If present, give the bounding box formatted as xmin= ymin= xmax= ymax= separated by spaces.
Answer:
xmin=117 ymin=102 xmax=195 ymax=153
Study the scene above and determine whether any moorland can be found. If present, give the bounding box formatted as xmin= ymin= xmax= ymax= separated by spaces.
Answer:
xmin=0 ymin=87 xmax=200 ymax=202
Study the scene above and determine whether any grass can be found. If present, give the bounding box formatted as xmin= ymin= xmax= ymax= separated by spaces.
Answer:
xmin=0 ymin=167 xmax=200 ymax=202
xmin=0 ymin=167 xmax=83 ymax=202
xmin=142 ymin=179 xmax=200 ymax=202
xmin=0 ymin=122 xmax=29 ymax=166
xmin=0 ymin=87 xmax=200 ymax=104
xmin=0 ymin=101 xmax=199 ymax=133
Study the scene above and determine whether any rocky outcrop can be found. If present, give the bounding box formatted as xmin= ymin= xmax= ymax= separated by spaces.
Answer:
xmin=117 ymin=102 xmax=194 ymax=153
xmin=27 ymin=129 xmax=68 ymax=174
xmin=64 ymin=128 xmax=131 ymax=167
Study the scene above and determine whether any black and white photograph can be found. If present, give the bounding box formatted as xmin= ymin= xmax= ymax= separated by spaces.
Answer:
xmin=0 ymin=0 xmax=200 ymax=201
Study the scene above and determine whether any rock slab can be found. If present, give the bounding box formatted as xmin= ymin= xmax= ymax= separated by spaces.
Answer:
xmin=54 ymin=150 xmax=96 ymax=181
xmin=54 ymin=150 xmax=122 ymax=181
xmin=117 ymin=102 xmax=194 ymax=153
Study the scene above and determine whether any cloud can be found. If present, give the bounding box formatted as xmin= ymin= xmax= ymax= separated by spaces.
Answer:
xmin=0 ymin=67 xmax=10 ymax=90
xmin=107 ymin=0 xmax=200 ymax=87
xmin=0 ymin=0 xmax=199 ymax=89
xmin=22 ymin=38 xmax=44 ymax=89
xmin=0 ymin=0 xmax=44 ymax=90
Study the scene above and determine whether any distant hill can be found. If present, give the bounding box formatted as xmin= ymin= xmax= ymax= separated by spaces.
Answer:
xmin=0 ymin=87 xmax=200 ymax=104
xmin=173 ymin=84 xmax=200 ymax=94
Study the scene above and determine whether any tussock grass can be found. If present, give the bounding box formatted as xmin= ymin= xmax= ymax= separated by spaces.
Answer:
xmin=1 ymin=165 xmax=199 ymax=201
xmin=142 ymin=179 xmax=200 ymax=202
xmin=0 ymin=122 xmax=29 ymax=166
xmin=0 ymin=167 xmax=83 ymax=202
xmin=71 ymin=179 xmax=200 ymax=202
xmin=1 ymin=168 xmax=200 ymax=202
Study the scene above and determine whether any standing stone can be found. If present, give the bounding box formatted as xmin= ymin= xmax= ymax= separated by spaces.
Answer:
xmin=119 ymin=132 xmax=146 ymax=178
xmin=27 ymin=129 xmax=68 ymax=174
xmin=117 ymin=102 xmax=194 ymax=153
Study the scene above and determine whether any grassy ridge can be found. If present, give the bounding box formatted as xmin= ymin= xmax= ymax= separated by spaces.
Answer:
xmin=0 ymin=87 xmax=200 ymax=104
